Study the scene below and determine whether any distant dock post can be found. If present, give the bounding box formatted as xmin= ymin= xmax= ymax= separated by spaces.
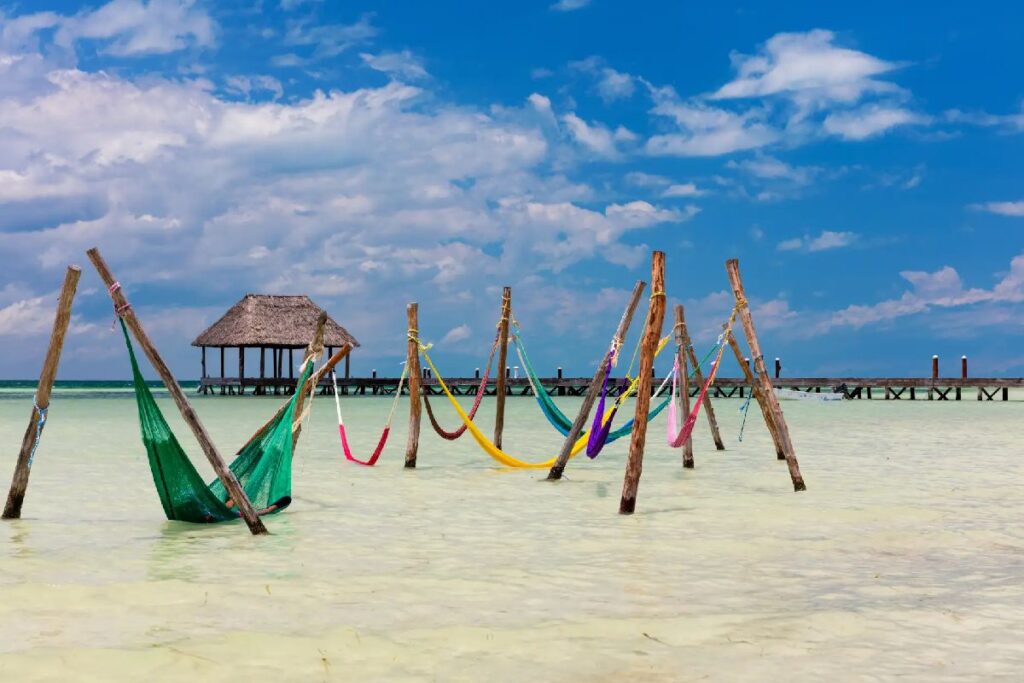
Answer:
xmin=493 ymin=287 xmax=512 ymax=449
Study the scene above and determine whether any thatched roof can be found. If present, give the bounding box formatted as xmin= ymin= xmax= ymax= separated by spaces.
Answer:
xmin=192 ymin=294 xmax=360 ymax=348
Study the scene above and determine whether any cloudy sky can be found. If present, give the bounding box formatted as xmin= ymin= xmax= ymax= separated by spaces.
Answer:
xmin=0 ymin=0 xmax=1022 ymax=380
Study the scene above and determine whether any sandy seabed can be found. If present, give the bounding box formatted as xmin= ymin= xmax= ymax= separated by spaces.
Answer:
xmin=1 ymin=391 xmax=1022 ymax=681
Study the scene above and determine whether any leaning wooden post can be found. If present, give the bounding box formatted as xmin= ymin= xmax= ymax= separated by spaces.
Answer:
xmin=86 ymin=248 xmax=268 ymax=535
xmin=404 ymin=303 xmax=422 ymax=468
xmin=3 ymin=266 xmax=81 ymax=520
xmin=493 ymin=287 xmax=512 ymax=449
xmin=620 ymin=252 xmax=666 ymax=514
xmin=725 ymin=259 xmax=805 ymax=492
xmin=289 ymin=313 xmax=327 ymax=448
xmin=727 ymin=332 xmax=784 ymax=459
xmin=678 ymin=305 xmax=725 ymax=451
xmin=673 ymin=305 xmax=695 ymax=468
xmin=548 ymin=280 xmax=645 ymax=480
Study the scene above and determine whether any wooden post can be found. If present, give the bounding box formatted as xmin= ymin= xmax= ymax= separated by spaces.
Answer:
xmin=259 ymin=347 xmax=265 ymax=395
xmin=958 ymin=355 xmax=966 ymax=400
xmin=548 ymin=280 xmax=645 ymax=481
xmin=674 ymin=305 xmax=694 ymax=468
xmin=725 ymin=259 xmax=805 ymax=492
xmin=220 ymin=346 xmax=225 ymax=394
xmin=405 ymin=303 xmax=422 ymax=468
xmin=774 ymin=358 xmax=781 ymax=379
xmin=620 ymin=253 xmax=665 ymax=514
xmin=494 ymin=287 xmax=512 ymax=449
xmin=289 ymin=313 xmax=327 ymax=448
xmin=201 ymin=347 xmax=207 ymax=378
xmin=345 ymin=353 xmax=350 ymax=379
xmin=930 ymin=355 xmax=938 ymax=400
xmin=240 ymin=343 xmax=351 ymax=452
xmin=289 ymin=348 xmax=294 ymax=381
xmin=3 ymin=266 xmax=81 ymax=520
xmin=727 ymin=333 xmax=785 ymax=459
xmin=86 ymin=248 xmax=268 ymax=535
xmin=238 ymin=347 xmax=245 ymax=396
xmin=678 ymin=308 xmax=725 ymax=450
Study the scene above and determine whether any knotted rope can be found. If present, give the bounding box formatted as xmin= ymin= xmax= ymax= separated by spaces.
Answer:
xmin=26 ymin=401 xmax=47 ymax=469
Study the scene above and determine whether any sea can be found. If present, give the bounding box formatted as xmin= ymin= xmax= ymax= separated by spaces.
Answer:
xmin=0 ymin=381 xmax=1022 ymax=681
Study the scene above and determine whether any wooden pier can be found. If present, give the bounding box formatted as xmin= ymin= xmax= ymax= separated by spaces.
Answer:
xmin=197 ymin=373 xmax=1019 ymax=401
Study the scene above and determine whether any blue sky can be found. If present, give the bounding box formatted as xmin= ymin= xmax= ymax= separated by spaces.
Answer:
xmin=0 ymin=0 xmax=1022 ymax=380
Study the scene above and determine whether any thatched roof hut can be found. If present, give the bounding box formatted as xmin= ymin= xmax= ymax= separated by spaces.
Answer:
xmin=192 ymin=294 xmax=359 ymax=349
xmin=193 ymin=295 xmax=359 ymax=394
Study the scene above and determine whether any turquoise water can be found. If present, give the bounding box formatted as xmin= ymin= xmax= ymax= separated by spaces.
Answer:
xmin=1 ymin=387 xmax=1023 ymax=681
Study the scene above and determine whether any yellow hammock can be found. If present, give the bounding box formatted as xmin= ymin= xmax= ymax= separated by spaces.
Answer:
xmin=416 ymin=336 xmax=672 ymax=469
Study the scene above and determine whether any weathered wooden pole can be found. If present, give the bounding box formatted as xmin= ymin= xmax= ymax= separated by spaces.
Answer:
xmin=774 ymin=358 xmax=782 ymax=379
xmin=727 ymin=333 xmax=784 ymax=459
xmin=547 ymin=280 xmax=646 ymax=480
xmin=289 ymin=313 xmax=327 ymax=448
xmin=405 ymin=303 xmax=422 ymax=468
xmin=240 ymin=343 xmax=352 ymax=452
xmin=677 ymin=305 xmax=725 ymax=450
xmin=673 ymin=305 xmax=695 ymax=468
xmin=929 ymin=355 xmax=939 ymax=400
xmin=493 ymin=287 xmax=512 ymax=449
xmin=86 ymin=248 xmax=268 ymax=535
xmin=725 ymin=259 xmax=805 ymax=492
xmin=958 ymin=355 xmax=967 ymax=401
xmin=238 ymin=347 xmax=245 ymax=395
xmin=3 ymin=266 xmax=81 ymax=520
xmin=620 ymin=252 xmax=666 ymax=514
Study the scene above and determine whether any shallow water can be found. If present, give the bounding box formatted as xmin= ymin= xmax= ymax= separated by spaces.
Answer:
xmin=1 ymin=389 xmax=1023 ymax=681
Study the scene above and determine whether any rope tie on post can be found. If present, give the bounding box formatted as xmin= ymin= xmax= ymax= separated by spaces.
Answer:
xmin=26 ymin=401 xmax=47 ymax=469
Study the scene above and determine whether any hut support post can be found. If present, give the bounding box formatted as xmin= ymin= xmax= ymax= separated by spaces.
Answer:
xmin=493 ymin=287 xmax=512 ymax=449
xmin=674 ymin=305 xmax=694 ymax=468
xmin=678 ymin=306 xmax=725 ymax=450
xmin=547 ymin=280 xmax=646 ymax=481
xmin=3 ymin=265 xmax=81 ymax=520
xmin=725 ymin=259 xmax=805 ymax=492
xmin=405 ymin=303 xmax=422 ymax=468
xmin=201 ymin=347 xmax=207 ymax=378
xmin=259 ymin=347 xmax=265 ymax=395
xmin=620 ymin=252 xmax=666 ymax=514
xmin=238 ymin=348 xmax=245 ymax=395
xmin=727 ymin=334 xmax=784 ymax=459
xmin=86 ymin=248 xmax=268 ymax=535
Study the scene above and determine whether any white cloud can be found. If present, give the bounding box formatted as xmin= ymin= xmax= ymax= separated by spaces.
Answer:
xmin=277 ymin=13 xmax=376 ymax=65
xmin=562 ymin=112 xmax=621 ymax=157
xmin=972 ymin=201 xmax=1024 ymax=217
xmin=646 ymin=88 xmax=778 ymax=156
xmin=712 ymin=29 xmax=898 ymax=102
xmin=777 ymin=230 xmax=858 ymax=252
xmin=550 ymin=0 xmax=591 ymax=11
xmin=624 ymin=172 xmax=670 ymax=188
xmin=224 ymin=74 xmax=283 ymax=101
xmin=821 ymin=257 xmax=1024 ymax=332
xmin=823 ymin=105 xmax=926 ymax=140
xmin=440 ymin=324 xmax=471 ymax=345
xmin=662 ymin=183 xmax=705 ymax=198
xmin=2 ymin=0 xmax=215 ymax=57
xmin=360 ymin=50 xmax=429 ymax=81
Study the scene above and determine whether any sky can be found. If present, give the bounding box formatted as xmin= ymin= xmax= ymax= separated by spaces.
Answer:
xmin=0 ymin=0 xmax=1022 ymax=380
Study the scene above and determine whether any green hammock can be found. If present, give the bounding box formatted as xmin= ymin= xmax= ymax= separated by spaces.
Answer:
xmin=121 ymin=320 xmax=311 ymax=524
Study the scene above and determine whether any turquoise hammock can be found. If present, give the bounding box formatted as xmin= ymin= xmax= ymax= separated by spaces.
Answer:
xmin=511 ymin=324 xmax=671 ymax=441
xmin=121 ymin=320 xmax=312 ymax=524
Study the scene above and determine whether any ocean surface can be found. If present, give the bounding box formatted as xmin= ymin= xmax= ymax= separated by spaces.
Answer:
xmin=0 ymin=383 xmax=1022 ymax=681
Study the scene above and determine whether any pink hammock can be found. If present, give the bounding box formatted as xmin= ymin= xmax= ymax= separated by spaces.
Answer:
xmin=421 ymin=333 xmax=499 ymax=441
xmin=333 ymin=366 xmax=407 ymax=466
xmin=667 ymin=350 xmax=726 ymax=448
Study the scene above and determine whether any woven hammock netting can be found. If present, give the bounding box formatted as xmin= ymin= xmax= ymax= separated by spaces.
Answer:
xmin=121 ymin=319 xmax=309 ymax=523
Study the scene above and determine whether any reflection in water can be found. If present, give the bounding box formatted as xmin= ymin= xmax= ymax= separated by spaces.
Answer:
xmin=0 ymin=393 xmax=1022 ymax=680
